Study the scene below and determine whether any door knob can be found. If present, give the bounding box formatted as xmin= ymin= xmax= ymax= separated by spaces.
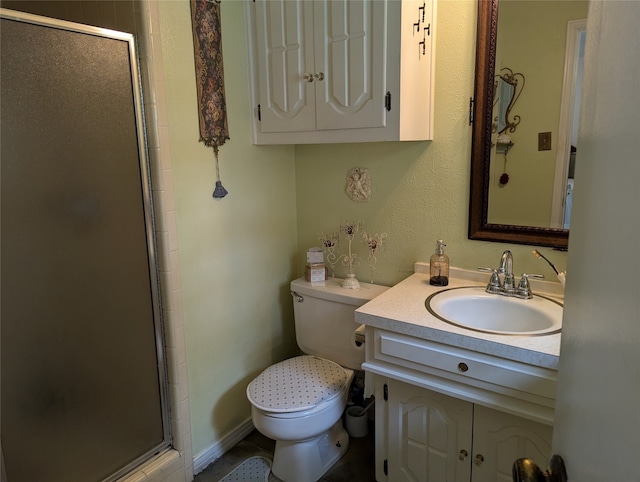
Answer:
xmin=304 ymin=73 xmax=314 ymax=83
xmin=314 ymin=72 xmax=325 ymax=81
xmin=512 ymin=455 xmax=567 ymax=482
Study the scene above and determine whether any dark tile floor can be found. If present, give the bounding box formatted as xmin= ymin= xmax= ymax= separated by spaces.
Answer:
xmin=193 ymin=419 xmax=376 ymax=482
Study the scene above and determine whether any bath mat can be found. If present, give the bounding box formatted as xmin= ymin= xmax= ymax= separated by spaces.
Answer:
xmin=219 ymin=456 xmax=272 ymax=482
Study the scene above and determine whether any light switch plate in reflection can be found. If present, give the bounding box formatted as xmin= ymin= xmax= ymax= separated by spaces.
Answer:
xmin=538 ymin=132 xmax=552 ymax=151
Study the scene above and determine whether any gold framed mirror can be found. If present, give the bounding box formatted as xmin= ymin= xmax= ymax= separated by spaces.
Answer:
xmin=468 ymin=0 xmax=570 ymax=249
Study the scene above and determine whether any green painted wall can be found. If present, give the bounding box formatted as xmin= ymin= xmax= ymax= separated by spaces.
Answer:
xmin=158 ymin=0 xmax=298 ymax=455
xmin=158 ymin=0 xmax=568 ymax=458
xmin=294 ymin=0 xmax=568 ymax=288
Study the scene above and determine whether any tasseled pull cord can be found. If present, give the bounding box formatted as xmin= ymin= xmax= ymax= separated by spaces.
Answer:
xmin=212 ymin=145 xmax=228 ymax=198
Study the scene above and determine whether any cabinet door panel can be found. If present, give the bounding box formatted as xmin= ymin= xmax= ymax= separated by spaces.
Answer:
xmin=254 ymin=0 xmax=316 ymax=132
xmin=471 ymin=405 xmax=553 ymax=482
xmin=387 ymin=379 xmax=473 ymax=482
xmin=313 ymin=0 xmax=387 ymax=130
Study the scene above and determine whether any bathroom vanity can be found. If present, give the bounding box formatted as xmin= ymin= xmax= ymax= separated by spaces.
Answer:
xmin=355 ymin=263 xmax=563 ymax=482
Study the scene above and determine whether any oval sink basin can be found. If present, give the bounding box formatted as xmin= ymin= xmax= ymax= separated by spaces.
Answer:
xmin=426 ymin=286 xmax=562 ymax=336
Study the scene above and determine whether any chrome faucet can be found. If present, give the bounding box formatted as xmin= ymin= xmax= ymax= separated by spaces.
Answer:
xmin=499 ymin=250 xmax=516 ymax=296
xmin=479 ymin=250 xmax=544 ymax=298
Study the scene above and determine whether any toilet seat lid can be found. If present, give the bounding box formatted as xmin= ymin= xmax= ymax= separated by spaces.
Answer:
xmin=247 ymin=356 xmax=349 ymax=413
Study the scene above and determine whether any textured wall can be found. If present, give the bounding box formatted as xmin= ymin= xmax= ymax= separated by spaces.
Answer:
xmin=157 ymin=0 xmax=299 ymax=456
xmin=295 ymin=0 xmax=568 ymax=288
xmin=158 ymin=0 xmax=569 ymax=461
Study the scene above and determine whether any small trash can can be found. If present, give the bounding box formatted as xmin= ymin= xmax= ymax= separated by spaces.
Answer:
xmin=345 ymin=405 xmax=369 ymax=438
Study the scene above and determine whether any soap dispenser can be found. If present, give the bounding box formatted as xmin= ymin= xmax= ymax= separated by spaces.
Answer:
xmin=429 ymin=240 xmax=450 ymax=286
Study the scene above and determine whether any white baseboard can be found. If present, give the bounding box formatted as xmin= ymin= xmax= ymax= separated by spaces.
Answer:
xmin=192 ymin=418 xmax=255 ymax=475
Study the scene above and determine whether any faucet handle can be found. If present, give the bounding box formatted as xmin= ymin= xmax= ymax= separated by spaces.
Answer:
xmin=516 ymin=273 xmax=544 ymax=299
xmin=478 ymin=267 xmax=495 ymax=273
xmin=479 ymin=267 xmax=502 ymax=294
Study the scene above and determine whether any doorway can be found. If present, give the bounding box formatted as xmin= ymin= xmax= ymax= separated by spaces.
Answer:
xmin=550 ymin=19 xmax=587 ymax=229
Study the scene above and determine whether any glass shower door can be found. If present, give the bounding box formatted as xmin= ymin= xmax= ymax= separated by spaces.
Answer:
xmin=1 ymin=11 xmax=170 ymax=482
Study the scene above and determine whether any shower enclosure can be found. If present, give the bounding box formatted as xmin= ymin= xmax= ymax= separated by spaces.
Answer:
xmin=1 ymin=10 xmax=170 ymax=482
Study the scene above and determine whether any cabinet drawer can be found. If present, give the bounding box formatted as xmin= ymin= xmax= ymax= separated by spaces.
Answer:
xmin=373 ymin=330 xmax=557 ymax=400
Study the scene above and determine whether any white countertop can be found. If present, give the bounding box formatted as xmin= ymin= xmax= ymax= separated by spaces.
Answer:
xmin=355 ymin=263 xmax=563 ymax=370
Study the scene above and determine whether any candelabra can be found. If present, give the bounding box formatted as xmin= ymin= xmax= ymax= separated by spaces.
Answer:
xmin=318 ymin=231 xmax=339 ymax=277
xmin=338 ymin=221 xmax=362 ymax=289
xmin=319 ymin=221 xmax=387 ymax=289
xmin=363 ymin=232 xmax=387 ymax=283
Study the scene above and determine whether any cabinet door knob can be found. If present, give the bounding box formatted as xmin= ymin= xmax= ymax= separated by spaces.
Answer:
xmin=475 ymin=454 xmax=485 ymax=466
xmin=458 ymin=449 xmax=468 ymax=461
xmin=458 ymin=362 xmax=469 ymax=372
xmin=304 ymin=73 xmax=314 ymax=83
xmin=314 ymin=72 xmax=325 ymax=81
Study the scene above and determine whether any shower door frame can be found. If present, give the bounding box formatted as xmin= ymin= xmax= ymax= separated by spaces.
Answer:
xmin=0 ymin=8 xmax=172 ymax=481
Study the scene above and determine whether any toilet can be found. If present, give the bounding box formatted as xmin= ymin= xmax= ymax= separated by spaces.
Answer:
xmin=246 ymin=277 xmax=388 ymax=482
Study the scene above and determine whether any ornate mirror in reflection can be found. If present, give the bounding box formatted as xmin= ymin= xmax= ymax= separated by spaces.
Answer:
xmin=493 ymin=67 xmax=524 ymax=136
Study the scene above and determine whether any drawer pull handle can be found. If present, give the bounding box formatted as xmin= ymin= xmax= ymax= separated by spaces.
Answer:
xmin=458 ymin=362 xmax=469 ymax=372
xmin=458 ymin=449 xmax=468 ymax=461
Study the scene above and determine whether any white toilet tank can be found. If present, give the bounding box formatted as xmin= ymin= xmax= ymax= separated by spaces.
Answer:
xmin=290 ymin=277 xmax=389 ymax=370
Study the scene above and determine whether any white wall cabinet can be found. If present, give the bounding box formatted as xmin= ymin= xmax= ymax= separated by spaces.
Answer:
xmin=246 ymin=0 xmax=435 ymax=144
xmin=375 ymin=377 xmax=553 ymax=482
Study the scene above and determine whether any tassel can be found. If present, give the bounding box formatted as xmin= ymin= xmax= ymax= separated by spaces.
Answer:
xmin=213 ymin=180 xmax=228 ymax=198
xmin=211 ymin=146 xmax=228 ymax=198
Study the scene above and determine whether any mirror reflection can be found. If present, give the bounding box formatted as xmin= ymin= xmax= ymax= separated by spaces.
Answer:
xmin=486 ymin=0 xmax=588 ymax=230
xmin=494 ymin=67 xmax=524 ymax=136
xmin=551 ymin=20 xmax=586 ymax=229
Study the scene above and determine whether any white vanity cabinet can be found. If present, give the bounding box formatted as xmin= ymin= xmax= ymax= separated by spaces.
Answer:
xmin=375 ymin=378 xmax=553 ymax=482
xmin=471 ymin=404 xmax=552 ymax=482
xmin=365 ymin=328 xmax=556 ymax=482
xmin=375 ymin=378 xmax=473 ymax=481
xmin=246 ymin=0 xmax=435 ymax=144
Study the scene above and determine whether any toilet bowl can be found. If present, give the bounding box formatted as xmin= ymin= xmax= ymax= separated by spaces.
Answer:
xmin=246 ymin=277 xmax=388 ymax=482
xmin=247 ymin=356 xmax=354 ymax=482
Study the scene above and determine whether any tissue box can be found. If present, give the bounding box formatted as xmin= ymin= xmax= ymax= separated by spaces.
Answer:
xmin=306 ymin=248 xmax=324 ymax=265
xmin=305 ymin=263 xmax=328 ymax=283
